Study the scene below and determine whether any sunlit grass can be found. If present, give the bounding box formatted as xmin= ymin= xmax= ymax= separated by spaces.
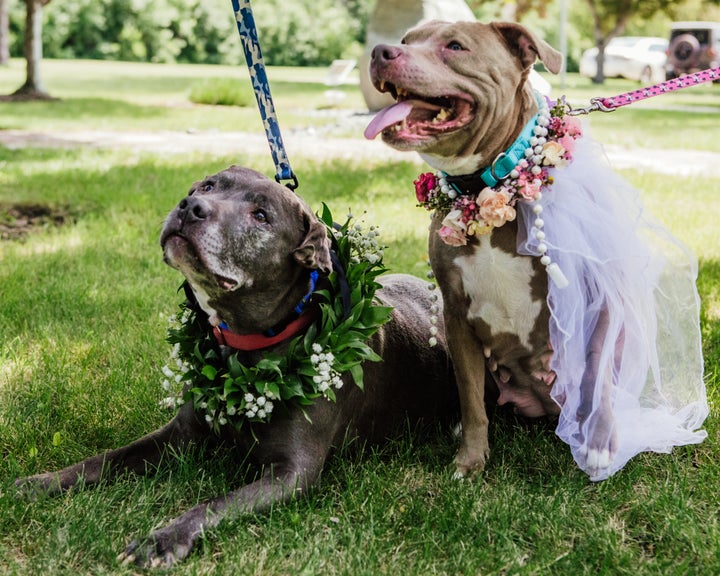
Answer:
xmin=0 ymin=59 xmax=719 ymax=575
xmin=2 ymin=59 xmax=719 ymax=150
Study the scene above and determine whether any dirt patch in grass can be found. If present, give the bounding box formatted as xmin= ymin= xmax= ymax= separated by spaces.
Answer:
xmin=0 ymin=203 xmax=75 ymax=240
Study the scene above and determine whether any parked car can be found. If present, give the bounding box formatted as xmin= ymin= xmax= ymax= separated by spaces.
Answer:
xmin=580 ymin=36 xmax=668 ymax=83
xmin=665 ymin=21 xmax=720 ymax=80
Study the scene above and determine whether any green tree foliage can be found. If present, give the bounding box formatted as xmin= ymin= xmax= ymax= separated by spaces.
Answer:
xmin=9 ymin=0 xmax=366 ymax=66
xmin=40 ymin=0 xmax=240 ymax=63
xmin=253 ymin=0 xmax=362 ymax=66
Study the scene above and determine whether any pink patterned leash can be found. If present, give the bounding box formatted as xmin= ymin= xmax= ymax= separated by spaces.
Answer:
xmin=566 ymin=67 xmax=720 ymax=115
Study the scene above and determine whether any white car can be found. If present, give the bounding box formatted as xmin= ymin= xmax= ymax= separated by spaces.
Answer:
xmin=580 ymin=36 xmax=669 ymax=83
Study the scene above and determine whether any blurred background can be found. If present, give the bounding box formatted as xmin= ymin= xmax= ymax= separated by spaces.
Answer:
xmin=2 ymin=0 xmax=720 ymax=104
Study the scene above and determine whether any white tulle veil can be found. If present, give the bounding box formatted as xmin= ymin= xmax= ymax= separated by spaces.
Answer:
xmin=516 ymin=134 xmax=708 ymax=480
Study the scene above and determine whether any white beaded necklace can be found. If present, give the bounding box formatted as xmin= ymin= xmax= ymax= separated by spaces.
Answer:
xmin=415 ymin=96 xmax=584 ymax=344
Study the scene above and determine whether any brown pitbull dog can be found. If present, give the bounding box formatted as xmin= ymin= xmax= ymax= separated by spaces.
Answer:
xmin=364 ymin=21 xmax=609 ymax=480
xmin=16 ymin=166 xmax=457 ymax=568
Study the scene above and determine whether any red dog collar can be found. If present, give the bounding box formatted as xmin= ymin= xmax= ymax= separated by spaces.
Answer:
xmin=213 ymin=307 xmax=319 ymax=352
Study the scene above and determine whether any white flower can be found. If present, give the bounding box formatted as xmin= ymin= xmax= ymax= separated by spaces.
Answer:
xmin=159 ymin=397 xmax=175 ymax=409
xmin=256 ymin=396 xmax=266 ymax=406
xmin=312 ymin=343 xmax=323 ymax=354
xmin=244 ymin=393 xmax=255 ymax=403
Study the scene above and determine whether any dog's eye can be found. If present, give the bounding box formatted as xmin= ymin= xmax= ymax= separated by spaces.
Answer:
xmin=447 ymin=41 xmax=464 ymax=51
xmin=201 ymin=182 xmax=214 ymax=193
xmin=252 ymin=209 xmax=268 ymax=223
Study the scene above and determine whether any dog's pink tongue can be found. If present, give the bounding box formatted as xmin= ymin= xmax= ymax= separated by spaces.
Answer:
xmin=364 ymin=101 xmax=413 ymax=139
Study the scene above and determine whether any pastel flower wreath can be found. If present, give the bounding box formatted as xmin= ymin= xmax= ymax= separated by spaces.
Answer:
xmin=414 ymin=98 xmax=582 ymax=247
xmin=159 ymin=205 xmax=392 ymax=433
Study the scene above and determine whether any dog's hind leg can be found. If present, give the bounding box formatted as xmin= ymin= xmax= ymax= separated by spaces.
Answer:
xmin=15 ymin=402 xmax=208 ymax=497
xmin=444 ymin=314 xmax=491 ymax=480
xmin=575 ymin=307 xmax=618 ymax=478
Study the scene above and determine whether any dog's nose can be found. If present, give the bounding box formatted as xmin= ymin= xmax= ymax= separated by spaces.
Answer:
xmin=177 ymin=196 xmax=211 ymax=223
xmin=371 ymin=44 xmax=402 ymax=64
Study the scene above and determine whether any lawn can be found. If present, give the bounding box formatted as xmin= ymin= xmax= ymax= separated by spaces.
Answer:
xmin=0 ymin=59 xmax=718 ymax=575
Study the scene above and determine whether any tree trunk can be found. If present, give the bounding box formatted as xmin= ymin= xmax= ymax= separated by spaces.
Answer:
xmin=13 ymin=0 xmax=51 ymax=98
xmin=593 ymin=42 xmax=606 ymax=84
xmin=0 ymin=0 xmax=9 ymax=65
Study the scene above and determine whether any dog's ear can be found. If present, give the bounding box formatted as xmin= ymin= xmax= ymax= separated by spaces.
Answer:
xmin=293 ymin=215 xmax=333 ymax=275
xmin=492 ymin=22 xmax=563 ymax=75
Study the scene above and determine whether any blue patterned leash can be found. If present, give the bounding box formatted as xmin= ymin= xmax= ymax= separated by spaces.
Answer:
xmin=231 ymin=0 xmax=298 ymax=190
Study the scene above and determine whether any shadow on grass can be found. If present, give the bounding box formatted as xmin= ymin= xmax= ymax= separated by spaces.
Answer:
xmin=0 ymin=97 xmax=171 ymax=129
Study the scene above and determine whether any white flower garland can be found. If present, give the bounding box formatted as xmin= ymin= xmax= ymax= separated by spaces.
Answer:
xmin=158 ymin=208 xmax=391 ymax=432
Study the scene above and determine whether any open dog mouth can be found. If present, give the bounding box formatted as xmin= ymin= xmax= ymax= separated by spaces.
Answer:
xmin=364 ymin=81 xmax=475 ymax=142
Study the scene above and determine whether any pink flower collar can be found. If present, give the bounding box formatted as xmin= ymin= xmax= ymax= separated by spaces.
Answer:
xmin=414 ymin=97 xmax=582 ymax=247
xmin=414 ymin=97 xmax=581 ymax=288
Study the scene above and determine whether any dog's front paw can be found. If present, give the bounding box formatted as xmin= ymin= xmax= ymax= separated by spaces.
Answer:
xmin=575 ymin=413 xmax=618 ymax=480
xmin=584 ymin=447 xmax=612 ymax=478
xmin=118 ymin=525 xmax=196 ymax=569
xmin=453 ymin=443 xmax=490 ymax=480
xmin=15 ymin=473 xmax=63 ymax=499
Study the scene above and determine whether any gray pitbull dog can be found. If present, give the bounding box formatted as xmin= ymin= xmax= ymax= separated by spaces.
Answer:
xmin=16 ymin=166 xmax=457 ymax=568
xmin=365 ymin=21 xmax=604 ymax=479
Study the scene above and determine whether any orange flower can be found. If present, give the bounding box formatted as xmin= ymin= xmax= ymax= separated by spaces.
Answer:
xmin=477 ymin=189 xmax=516 ymax=228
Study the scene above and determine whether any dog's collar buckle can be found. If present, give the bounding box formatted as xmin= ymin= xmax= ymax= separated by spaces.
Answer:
xmin=480 ymin=111 xmax=540 ymax=188
xmin=443 ymin=112 xmax=540 ymax=194
xmin=445 ymin=92 xmax=546 ymax=192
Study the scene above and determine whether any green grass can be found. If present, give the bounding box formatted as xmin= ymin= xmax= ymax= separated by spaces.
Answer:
xmin=1 ymin=60 xmax=719 ymax=575
xmin=2 ymin=59 xmax=720 ymax=150
xmin=188 ymin=77 xmax=256 ymax=106
xmin=0 ymin=58 xmax=366 ymax=133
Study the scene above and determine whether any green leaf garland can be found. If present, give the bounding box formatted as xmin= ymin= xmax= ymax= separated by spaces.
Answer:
xmin=159 ymin=206 xmax=392 ymax=433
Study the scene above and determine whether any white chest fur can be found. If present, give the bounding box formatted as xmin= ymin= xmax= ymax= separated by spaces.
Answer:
xmin=455 ymin=235 xmax=541 ymax=349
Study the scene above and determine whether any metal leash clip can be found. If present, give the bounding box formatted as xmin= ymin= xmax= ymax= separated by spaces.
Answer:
xmin=566 ymin=97 xmax=617 ymax=116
